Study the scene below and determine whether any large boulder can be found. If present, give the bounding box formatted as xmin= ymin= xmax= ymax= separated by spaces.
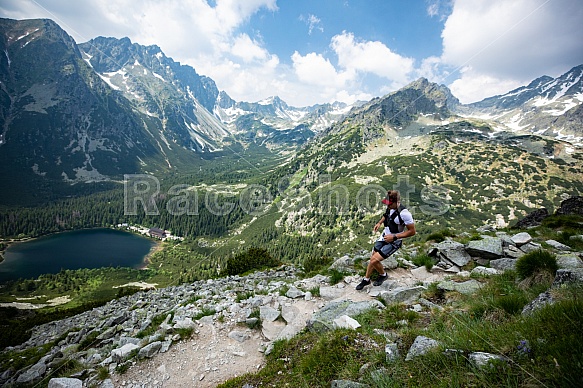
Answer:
xmin=434 ymin=240 xmax=472 ymax=267
xmin=437 ymin=279 xmax=482 ymax=295
xmin=510 ymin=232 xmax=532 ymax=246
xmin=378 ymin=286 xmax=426 ymax=304
xmin=512 ymin=208 xmax=549 ymax=228
xmin=307 ymin=300 xmax=384 ymax=333
xmin=111 ymin=343 xmax=140 ymax=364
xmin=555 ymin=196 xmax=583 ymax=216
xmin=466 ymin=237 xmax=503 ymax=259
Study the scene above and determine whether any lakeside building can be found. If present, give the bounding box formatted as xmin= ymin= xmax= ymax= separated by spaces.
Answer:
xmin=148 ymin=227 xmax=166 ymax=239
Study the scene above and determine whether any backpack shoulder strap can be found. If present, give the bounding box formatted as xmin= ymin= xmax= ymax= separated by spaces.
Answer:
xmin=390 ymin=205 xmax=406 ymax=225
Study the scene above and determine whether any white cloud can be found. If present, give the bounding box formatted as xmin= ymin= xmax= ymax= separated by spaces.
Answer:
xmin=231 ymin=34 xmax=269 ymax=62
xmin=448 ymin=68 xmax=523 ymax=103
xmin=291 ymin=51 xmax=349 ymax=87
xmin=300 ymin=14 xmax=323 ymax=35
xmin=331 ymin=32 xmax=414 ymax=83
xmin=440 ymin=0 xmax=583 ymax=102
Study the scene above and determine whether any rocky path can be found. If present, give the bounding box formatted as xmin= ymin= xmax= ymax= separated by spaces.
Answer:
xmin=110 ymin=269 xmax=422 ymax=388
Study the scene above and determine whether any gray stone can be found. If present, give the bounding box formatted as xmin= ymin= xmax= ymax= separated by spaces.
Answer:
xmin=160 ymin=340 xmax=172 ymax=353
xmin=468 ymin=352 xmax=507 ymax=370
xmin=556 ymin=254 xmax=583 ymax=269
xmin=307 ymin=300 xmax=384 ymax=333
xmin=48 ymin=377 xmax=83 ymax=388
xmin=329 ymin=255 xmax=356 ymax=270
xmin=504 ymin=245 xmax=525 ymax=259
xmin=378 ymin=286 xmax=426 ymax=305
xmin=405 ymin=336 xmax=441 ymax=361
xmin=552 ymin=268 xmax=583 ymax=288
xmin=281 ymin=305 xmax=298 ymax=324
xmin=319 ymin=285 xmax=346 ymax=300
xmin=173 ymin=317 xmax=196 ymax=330
xmin=286 ymin=286 xmax=305 ymax=299
xmin=16 ymin=361 xmax=46 ymax=384
xmin=439 ymin=245 xmax=472 ymax=267
xmin=437 ymin=279 xmax=482 ymax=295
xmin=138 ymin=341 xmax=162 ymax=359
xmin=259 ymin=306 xmax=280 ymax=322
xmin=470 ymin=266 xmax=500 ymax=276
xmin=228 ymin=330 xmax=250 ymax=343
xmin=385 ymin=342 xmax=400 ymax=363
xmin=100 ymin=379 xmax=115 ymax=388
xmin=119 ymin=336 xmax=141 ymax=346
xmin=333 ymin=315 xmax=361 ymax=330
xmin=510 ymin=232 xmax=532 ymax=246
xmin=111 ymin=343 xmax=140 ymax=363
xmin=545 ymin=240 xmax=571 ymax=251
xmin=522 ymin=291 xmax=554 ymax=316
xmin=520 ymin=242 xmax=542 ymax=254
xmin=466 ymin=238 xmax=503 ymax=259
xmin=490 ymin=258 xmax=517 ymax=271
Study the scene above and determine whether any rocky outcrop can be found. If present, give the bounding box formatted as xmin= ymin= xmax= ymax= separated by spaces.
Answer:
xmin=512 ymin=208 xmax=549 ymax=228
xmin=555 ymin=196 xmax=583 ymax=216
xmin=512 ymin=196 xmax=583 ymax=229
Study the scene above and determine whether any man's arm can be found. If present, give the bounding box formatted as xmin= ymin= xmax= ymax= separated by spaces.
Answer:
xmin=374 ymin=216 xmax=386 ymax=232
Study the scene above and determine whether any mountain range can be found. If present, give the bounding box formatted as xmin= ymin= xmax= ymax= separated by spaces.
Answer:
xmin=1 ymin=17 xmax=582 ymax=208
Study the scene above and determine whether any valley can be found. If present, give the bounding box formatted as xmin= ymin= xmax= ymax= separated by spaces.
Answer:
xmin=0 ymin=15 xmax=582 ymax=353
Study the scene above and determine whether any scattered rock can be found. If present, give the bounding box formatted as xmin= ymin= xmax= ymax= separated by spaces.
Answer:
xmin=437 ymin=279 xmax=482 ymax=295
xmin=511 ymin=232 xmax=532 ymax=246
xmin=466 ymin=237 xmax=504 ymax=259
xmin=48 ymin=377 xmax=83 ymax=388
xmin=545 ymin=240 xmax=571 ymax=251
xmin=468 ymin=352 xmax=507 ymax=370
xmin=405 ymin=336 xmax=441 ymax=361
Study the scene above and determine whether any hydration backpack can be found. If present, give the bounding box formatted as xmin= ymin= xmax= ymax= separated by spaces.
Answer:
xmin=383 ymin=205 xmax=406 ymax=233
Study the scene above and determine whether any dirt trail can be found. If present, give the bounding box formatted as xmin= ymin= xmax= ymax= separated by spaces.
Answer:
xmin=110 ymin=269 xmax=425 ymax=387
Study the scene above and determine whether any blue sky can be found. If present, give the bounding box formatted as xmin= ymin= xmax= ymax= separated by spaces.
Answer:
xmin=2 ymin=0 xmax=582 ymax=106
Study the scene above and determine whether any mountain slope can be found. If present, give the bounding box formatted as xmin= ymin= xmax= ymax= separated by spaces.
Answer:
xmin=79 ymin=36 xmax=230 ymax=153
xmin=458 ymin=64 xmax=583 ymax=144
xmin=246 ymin=78 xmax=583 ymax=258
xmin=215 ymin=93 xmax=353 ymax=149
xmin=0 ymin=18 xmax=179 ymax=202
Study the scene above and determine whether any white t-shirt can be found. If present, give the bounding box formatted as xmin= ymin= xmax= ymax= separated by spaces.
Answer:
xmin=382 ymin=207 xmax=414 ymax=236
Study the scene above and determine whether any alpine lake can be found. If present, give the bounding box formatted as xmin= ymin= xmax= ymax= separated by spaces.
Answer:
xmin=0 ymin=228 xmax=156 ymax=283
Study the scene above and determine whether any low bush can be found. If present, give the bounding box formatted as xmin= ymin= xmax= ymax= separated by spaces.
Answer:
xmin=220 ymin=247 xmax=280 ymax=276
xmin=515 ymin=250 xmax=558 ymax=279
xmin=412 ymin=254 xmax=434 ymax=271
xmin=425 ymin=229 xmax=455 ymax=243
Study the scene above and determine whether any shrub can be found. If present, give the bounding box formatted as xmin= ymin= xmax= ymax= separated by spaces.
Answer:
xmin=302 ymin=255 xmax=333 ymax=273
xmin=541 ymin=214 xmax=583 ymax=229
xmin=220 ymin=247 xmax=280 ymax=276
xmin=412 ymin=254 xmax=434 ymax=271
xmin=515 ymin=250 xmax=558 ymax=279
xmin=425 ymin=229 xmax=455 ymax=243
xmin=328 ymin=268 xmax=347 ymax=285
